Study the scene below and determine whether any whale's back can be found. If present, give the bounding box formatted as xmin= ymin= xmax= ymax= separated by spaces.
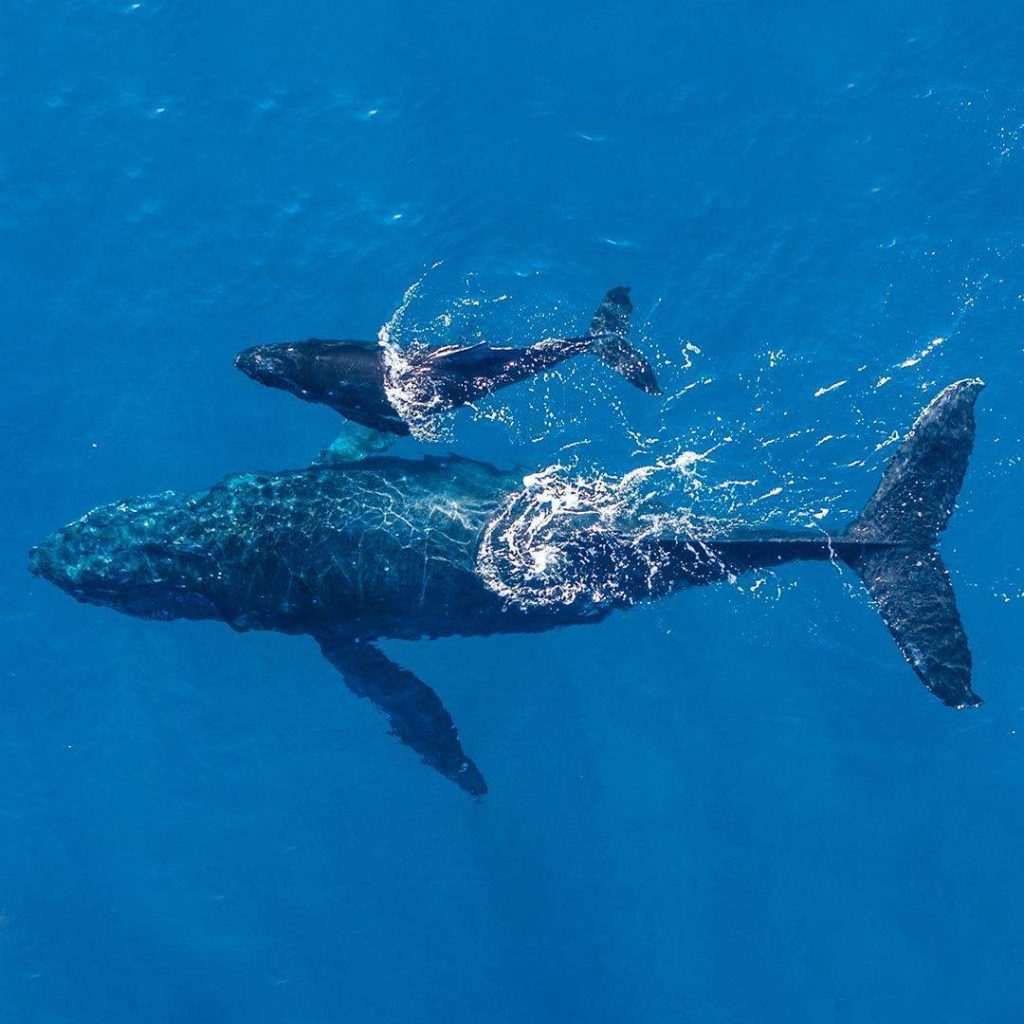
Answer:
xmin=195 ymin=456 xmax=521 ymax=638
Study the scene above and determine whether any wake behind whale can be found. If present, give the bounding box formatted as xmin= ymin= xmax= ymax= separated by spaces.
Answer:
xmin=30 ymin=380 xmax=984 ymax=795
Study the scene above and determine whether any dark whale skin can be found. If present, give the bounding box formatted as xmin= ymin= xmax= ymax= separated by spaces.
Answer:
xmin=28 ymin=381 xmax=985 ymax=794
xmin=233 ymin=287 xmax=661 ymax=435
xmin=28 ymin=455 xmax=604 ymax=640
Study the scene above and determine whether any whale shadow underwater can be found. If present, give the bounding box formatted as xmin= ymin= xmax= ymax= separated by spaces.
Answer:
xmin=234 ymin=286 xmax=661 ymax=437
xmin=30 ymin=380 xmax=984 ymax=796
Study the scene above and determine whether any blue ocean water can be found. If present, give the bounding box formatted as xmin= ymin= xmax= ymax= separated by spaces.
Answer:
xmin=4 ymin=2 xmax=1024 ymax=1021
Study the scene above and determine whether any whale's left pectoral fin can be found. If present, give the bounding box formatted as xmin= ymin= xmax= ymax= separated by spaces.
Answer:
xmin=316 ymin=635 xmax=487 ymax=797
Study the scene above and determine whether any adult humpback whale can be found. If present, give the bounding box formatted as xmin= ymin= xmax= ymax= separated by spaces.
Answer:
xmin=234 ymin=286 xmax=661 ymax=435
xmin=30 ymin=380 xmax=983 ymax=796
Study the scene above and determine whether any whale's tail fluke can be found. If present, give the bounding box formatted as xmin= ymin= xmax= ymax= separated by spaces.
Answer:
xmin=838 ymin=379 xmax=984 ymax=708
xmin=586 ymin=286 xmax=662 ymax=395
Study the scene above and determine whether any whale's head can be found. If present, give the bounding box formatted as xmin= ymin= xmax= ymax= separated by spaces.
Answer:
xmin=29 ymin=494 xmax=218 ymax=621
xmin=234 ymin=340 xmax=396 ymax=431
xmin=235 ymin=342 xmax=313 ymax=399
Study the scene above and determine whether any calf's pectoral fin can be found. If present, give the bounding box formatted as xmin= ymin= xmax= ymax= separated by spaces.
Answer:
xmin=316 ymin=634 xmax=487 ymax=797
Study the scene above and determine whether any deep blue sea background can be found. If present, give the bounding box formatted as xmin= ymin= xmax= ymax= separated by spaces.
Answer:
xmin=4 ymin=2 xmax=1024 ymax=1021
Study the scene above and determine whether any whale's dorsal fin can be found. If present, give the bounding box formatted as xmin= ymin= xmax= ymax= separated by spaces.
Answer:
xmin=316 ymin=421 xmax=394 ymax=465
xmin=316 ymin=634 xmax=487 ymax=797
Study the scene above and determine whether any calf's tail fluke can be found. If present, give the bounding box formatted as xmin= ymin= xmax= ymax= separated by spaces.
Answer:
xmin=838 ymin=379 xmax=985 ymax=708
xmin=586 ymin=286 xmax=662 ymax=395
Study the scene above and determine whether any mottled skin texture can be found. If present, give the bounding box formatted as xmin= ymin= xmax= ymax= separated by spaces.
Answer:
xmin=30 ymin=457 xmax=565 ymax=637
xmin=29 ymin=382 xmax=984 ymax=795
xmin=28 ymin=456 xmax=852 ymax=644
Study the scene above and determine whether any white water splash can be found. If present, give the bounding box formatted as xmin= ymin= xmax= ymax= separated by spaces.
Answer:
xmin=372 ymin=270 xmax=680 ymax=449
xmin=377 ymin=265 xmax=457 ymax=441
xmin=897 ymin=335 xmax=945 ymax=369
xmin=814 ymin=379 xmax=848 ymax=398
xmin=476 ymin=455 xmax=729 ymax=612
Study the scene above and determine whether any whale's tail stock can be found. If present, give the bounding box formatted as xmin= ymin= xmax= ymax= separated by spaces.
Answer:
xmin=837 ymin=378 xmax=985 ymax=709
xmin=586 ymin=286 xmax=662 ymax=395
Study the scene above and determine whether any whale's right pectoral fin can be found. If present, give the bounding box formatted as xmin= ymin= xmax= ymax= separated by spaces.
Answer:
xmin=316 ymin=635 xmax=487 ymax=797
xmin=315 ymin=421 xmax=394 ymax=465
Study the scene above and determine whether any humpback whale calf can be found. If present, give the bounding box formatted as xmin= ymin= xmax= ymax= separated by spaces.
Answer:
xmin=29 ymin=380 xmax=983 ymax=796
xmin=234 ymin=286 xmax=661 ymax=435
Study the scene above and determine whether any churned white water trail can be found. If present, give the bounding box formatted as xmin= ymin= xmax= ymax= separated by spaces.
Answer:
xmin=476 ymin=453 xmax=730 ymax=612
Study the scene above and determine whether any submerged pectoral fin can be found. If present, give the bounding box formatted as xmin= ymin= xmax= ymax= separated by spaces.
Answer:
xmin=316 ymin=635 xmax=487 ymax=796
xmin=316 ymin=421 xmax=395 ymax=465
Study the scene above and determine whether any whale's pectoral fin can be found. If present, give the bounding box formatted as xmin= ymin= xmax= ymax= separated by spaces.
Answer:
xmin=316 ymin=635 xmax=487 ymax=797
xmin=315 ymin=421 xmax=394 ymax=465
